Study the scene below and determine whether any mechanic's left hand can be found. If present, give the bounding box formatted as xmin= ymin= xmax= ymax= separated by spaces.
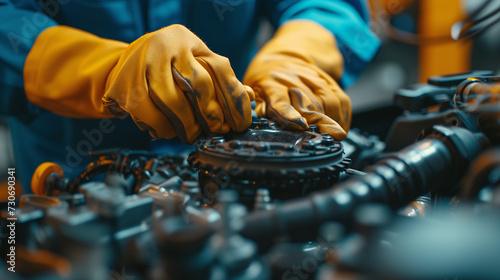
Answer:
xmin=243 ymin=20 xmax=351 ymax=140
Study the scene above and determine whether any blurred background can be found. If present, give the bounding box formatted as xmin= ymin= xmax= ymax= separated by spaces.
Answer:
xmin=349 ymin=0 xmax=500 ymax=136
xmin=2 ymin=0 xmax=500 ymax=196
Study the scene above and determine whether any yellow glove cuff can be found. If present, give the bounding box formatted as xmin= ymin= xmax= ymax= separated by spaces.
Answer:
xmin=24 ymin=26 xmax=128 ymax=118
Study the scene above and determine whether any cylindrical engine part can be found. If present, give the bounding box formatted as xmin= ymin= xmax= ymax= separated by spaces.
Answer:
xmin=241 ymin=126 xmax=486 ymax=243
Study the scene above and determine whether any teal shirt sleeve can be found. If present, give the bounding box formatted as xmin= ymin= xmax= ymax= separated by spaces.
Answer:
xmin=0 ymin=1 xmax=57 ymax=118
xmin=263 ymin=0 xmax=381 ymax=87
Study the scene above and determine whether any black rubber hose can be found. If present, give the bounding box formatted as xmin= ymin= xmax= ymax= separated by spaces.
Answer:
xmin=241 ymin=126 xmax=486 ymax=243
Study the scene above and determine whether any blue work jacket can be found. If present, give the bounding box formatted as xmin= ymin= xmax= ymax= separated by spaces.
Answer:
xmin=0 ymin=0 xmax=380 ymax=190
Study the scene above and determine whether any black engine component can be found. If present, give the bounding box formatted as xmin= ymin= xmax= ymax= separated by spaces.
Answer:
xmin=393 ymin=70 xmax=494 ymax=113
xmin=385 ymin=71 xmax=498 ymax=152
xmin=341 ymin=128 xmax=386 ymax=170
xmin=4 ymin=71 xmax=500 ymax=280
xmin=241 ymin=125 xmax=487 ymax=243
xmin=188 ymin=119 xmax=350 ymax=206
xmin=30 ymin=149 xmax=195 ymax=196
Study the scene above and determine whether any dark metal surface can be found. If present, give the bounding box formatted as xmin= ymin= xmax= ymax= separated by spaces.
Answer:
xmin=3 ymin=72 xmax=500 ymax=279
xmin=240 ymin=126 xmax=486 ymax=243
xmin=188 ymin=119 xmax=350 ymax=206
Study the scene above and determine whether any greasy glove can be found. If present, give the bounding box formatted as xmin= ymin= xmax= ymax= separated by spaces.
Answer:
xmin=24 ymin=25 xmax=254 ymax=144
xmin=243 ymin=20 xmax=351 ymax=140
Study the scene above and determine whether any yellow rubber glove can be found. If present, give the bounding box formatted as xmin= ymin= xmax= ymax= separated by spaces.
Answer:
xmin=24 ymin=25 xmax=254 ymax=144
xmin=243 ymin=20 xmax=351 ymax=140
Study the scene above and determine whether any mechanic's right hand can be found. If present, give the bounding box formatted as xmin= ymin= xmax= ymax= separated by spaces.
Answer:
xmin=24 ymin=25 xmax=254 ymax=144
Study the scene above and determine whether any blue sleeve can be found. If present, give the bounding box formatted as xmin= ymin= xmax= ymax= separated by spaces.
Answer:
xmin=263 ymin=0 xmax=381 ymax=87
xmin=0 ymin=1 xmax=57 ymax=119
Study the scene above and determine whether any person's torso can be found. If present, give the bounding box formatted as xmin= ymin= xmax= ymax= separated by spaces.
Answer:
xmin=14 ymin=0 xmax=263 ymax=77
xmin=9 ymin=0 xmax=264 ymax=190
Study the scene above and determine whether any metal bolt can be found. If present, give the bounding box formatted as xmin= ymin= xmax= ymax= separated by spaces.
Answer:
xmin=257 ymin=118 xmax=270 ymax=127
xmin=309 ymin=125 xmax=319 ymax=133
xmin=181 ymin=181 xmax=201 ymax=205
xmin=322 ymin=139 xmax=334 ymax=145
xmin=181 ymin=181 xmax=200 ymax=194
xmin=254 ymin=189 xmax=273 ymax=210
xmin=255 ymin=143 xmax=269 ymax=152
xmin=284 ymin=145 xmax=295 ymax=151
xmin=217 ymin=190 xmax=246 ymax=237
xmin=302 ymin=140 xmax=316 ymax=150
xmin=211 ymin=136 xmax=225 ymax=144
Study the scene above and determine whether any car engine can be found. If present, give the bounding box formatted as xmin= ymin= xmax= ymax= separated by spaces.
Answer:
xmin=2 ymin=71 xmax=500 ymax=280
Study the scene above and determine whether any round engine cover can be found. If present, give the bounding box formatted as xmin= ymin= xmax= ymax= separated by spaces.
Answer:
xmin=188 ymin=119 xmax=350 ymax=206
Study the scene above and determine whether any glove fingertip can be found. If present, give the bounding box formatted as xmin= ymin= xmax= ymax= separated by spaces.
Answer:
xmin=317 ymin=124 xmax=347 ymax=141
xmin=298 ymin=117 xmax=309 ymax=129
xmin=244 ymin=85 xmax=255 ymax=101
xmin=287 ymin=116 xmax=309 ymax=130
xmin=333 ymin=131 xmax=347 ymax=141
xmin=234 ymin=117 xmax=253 ymax=132
xmin=221 ymin=122 xmax=231 ymax=134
